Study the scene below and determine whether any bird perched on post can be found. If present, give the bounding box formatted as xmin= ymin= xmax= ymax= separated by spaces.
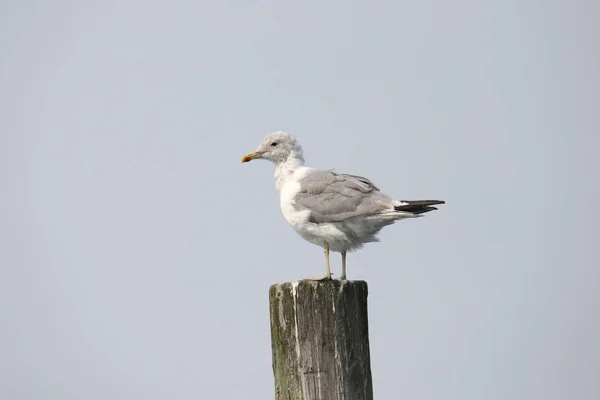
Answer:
xmin=241 ymin=131 xmax=444 ymax=280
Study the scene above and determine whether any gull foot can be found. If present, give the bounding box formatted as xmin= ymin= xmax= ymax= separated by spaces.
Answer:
xmin=307 ymin=275 xmax=333 ymax=281
xmin=338 ymin=274 xmax=347 ymax=281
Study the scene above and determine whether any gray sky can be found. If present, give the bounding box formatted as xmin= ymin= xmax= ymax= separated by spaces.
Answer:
xmin=1 ymin=1 xmax=599 ymax=399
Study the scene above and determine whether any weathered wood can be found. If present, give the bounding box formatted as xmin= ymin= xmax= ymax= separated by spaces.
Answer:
xmin=269 ymin=280 xmax=373 ymax=400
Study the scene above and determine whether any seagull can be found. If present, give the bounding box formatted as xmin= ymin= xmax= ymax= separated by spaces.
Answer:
xmin=241 ymin=131 xmax=444 ymax=280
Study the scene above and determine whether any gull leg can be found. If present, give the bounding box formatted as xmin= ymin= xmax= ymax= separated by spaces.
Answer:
xmin=307 ymin=242 xmax=333 ymax=281
xmin=339 ymin=251 xmax=347 ymax=280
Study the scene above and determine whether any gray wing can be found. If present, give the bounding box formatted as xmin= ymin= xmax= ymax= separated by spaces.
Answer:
xmin=294 ymin=170 xmax=392 ymax=223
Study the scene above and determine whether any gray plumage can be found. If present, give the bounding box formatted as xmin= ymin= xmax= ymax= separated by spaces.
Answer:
xmin=294 ymin=170 xmax=392 ymax=223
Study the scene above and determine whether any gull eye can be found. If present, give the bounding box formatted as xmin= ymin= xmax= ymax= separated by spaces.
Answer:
xmin=271 ymin=142 xmax=278 ymax=146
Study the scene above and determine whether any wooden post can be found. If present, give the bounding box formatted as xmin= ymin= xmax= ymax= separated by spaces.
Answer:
xmin=269 ymin=280 xmax=373 ymax=400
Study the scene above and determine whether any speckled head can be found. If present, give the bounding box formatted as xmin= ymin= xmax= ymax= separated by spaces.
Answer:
xmin=241 ymin=131 xmax=304 ymax=164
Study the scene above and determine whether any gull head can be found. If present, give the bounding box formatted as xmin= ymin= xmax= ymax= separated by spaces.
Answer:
xmin=241 ymin=131 xmax=304 ymax=164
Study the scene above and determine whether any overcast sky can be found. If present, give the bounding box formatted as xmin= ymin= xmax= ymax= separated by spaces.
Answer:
xmin=1 ymin=1 xmax=599 ymax=399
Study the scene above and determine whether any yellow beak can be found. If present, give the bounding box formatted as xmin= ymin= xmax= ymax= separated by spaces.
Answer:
xmin=241 ymin=151 xmax=264 ymax=163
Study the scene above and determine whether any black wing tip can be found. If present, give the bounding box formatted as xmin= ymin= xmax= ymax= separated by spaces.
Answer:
xmin=394 ymin=199 xmax=445 ymax=214
xmin=414 ymin=200 xmax=445 ymax=205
